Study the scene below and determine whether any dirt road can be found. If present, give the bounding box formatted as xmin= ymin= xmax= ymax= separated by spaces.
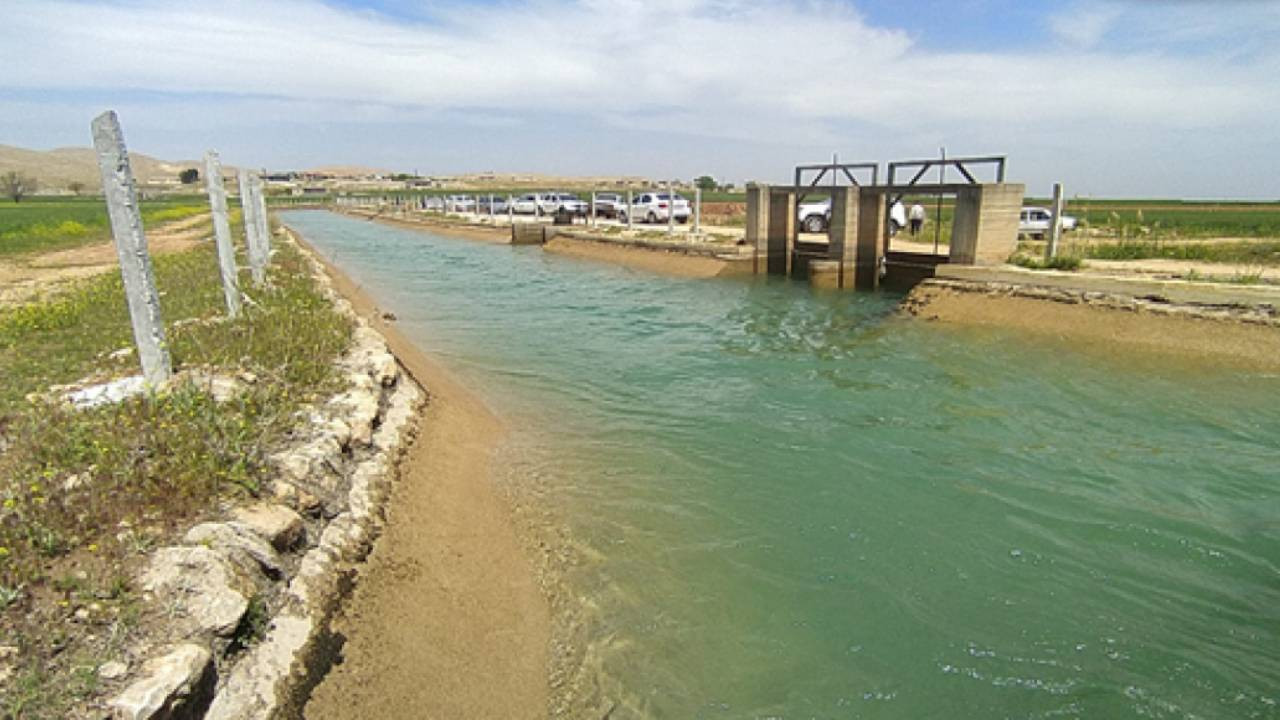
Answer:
xmin=0 ymin=213 xmax=212 ymax=304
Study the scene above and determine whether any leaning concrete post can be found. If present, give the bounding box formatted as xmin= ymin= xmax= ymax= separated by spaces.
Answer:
xmin=626 ymin=189 xmax=634 ymax=229
xmin=666 ymin=181 xmax=675 ymax=236
xmin=203 ymin=151 xmax=241 ymax=318
xmin=237 ymin=170 xmax=266 ymax=285
xmin=1046 ymin=182 xmax=1065 ymax=259
xmin=91 ymin=111 xmax=172 ymax=385
xmin=694 ymin=187 xmax=702 ymax=233
xmin=250 ymin=173 xmax=271 ymax=263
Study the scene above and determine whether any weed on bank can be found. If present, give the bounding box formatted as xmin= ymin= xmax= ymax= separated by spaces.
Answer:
xmin=0 ymin=231 xmax=351 ymax=718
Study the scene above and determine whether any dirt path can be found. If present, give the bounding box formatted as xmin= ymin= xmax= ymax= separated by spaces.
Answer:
xmin=0 ymin=213 xmax=212 ymax=305
xmin=1080 ymin=257 xmax=1280 ymax=282
xmin=298 ymin=234 xmax=550 ymax=720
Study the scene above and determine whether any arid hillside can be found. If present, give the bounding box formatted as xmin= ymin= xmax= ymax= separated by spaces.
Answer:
xmin=0 ymin=144 xmax=208 ymax=192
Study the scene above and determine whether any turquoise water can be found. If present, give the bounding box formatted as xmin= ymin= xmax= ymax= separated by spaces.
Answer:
xmin=283 ymin=211 xmax=1280 ymax=719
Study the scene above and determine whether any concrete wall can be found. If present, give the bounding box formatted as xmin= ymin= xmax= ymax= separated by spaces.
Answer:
xmin=855 ymin=192 xmax=886 ymax=290
xmin=949 ymin=183 xmax=1023 ymax=265
xmin=828 ymin=187 xmax=859 ymax=289
xmin=767 ymin=190 xmax=795 ymax=276
xmin=745 ymin=184 xmax=770 ymax=274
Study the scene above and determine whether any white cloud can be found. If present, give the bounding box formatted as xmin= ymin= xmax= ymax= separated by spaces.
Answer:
xmin=5 ymin=0 xmax=1273 ymax=129
xmin=1048 ymin=3 xmax=1120 ymax=48
xmin=2 ymin=0 xmax=1278 ymax=195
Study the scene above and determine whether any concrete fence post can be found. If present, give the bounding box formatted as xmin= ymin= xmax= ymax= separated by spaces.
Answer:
xmin=203 ymin=151 xmax=241 ymax=318
xmin=1046 ymin=182 xmax=1065 ymax=260
xmin=589 ymin=191 xmax=597 ymax=227
xmin=666 ymin=181 xmax=675 ymax=236
xmin=251 ymin=173 xmax=271 ymax=262
xmin=626 ymin=189 xmax=633 ymax=230
xmin=238 ymin=170 xmax=266 ymax=286
xmin=694 ymin=187 xmax=702 ymax=234
xmin=91 ymin=110 xmax=172 ymax=385
xmin=508 ymin=194 xmax=514 ymax=224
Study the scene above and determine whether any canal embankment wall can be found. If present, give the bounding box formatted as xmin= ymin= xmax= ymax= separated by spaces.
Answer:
xmin=904 ymin=267 xmax=1280 ymax=369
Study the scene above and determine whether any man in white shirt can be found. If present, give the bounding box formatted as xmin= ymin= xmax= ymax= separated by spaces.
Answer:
xmin=909 ymin=203 xmax=926 ymax=236
xmin=889 ymin=200 xmax=907 ymax=236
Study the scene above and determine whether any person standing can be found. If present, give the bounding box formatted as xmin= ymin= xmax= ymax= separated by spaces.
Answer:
xmin=909 ymin=203 xmax=926 ymax=236
xmin=889 ymin=200 xmax=907 ymax=236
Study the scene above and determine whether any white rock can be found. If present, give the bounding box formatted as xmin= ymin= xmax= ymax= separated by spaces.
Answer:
xmin=371 ymin=350 xmax=399 ymax=387
xmin=231 ymin=504 xmax=305 ymax=551
xmin=109 ymin=643 xmax=213 ymax=720
xmin=204 ymin=614 xmax=312 ymax=720
xmin=142 ymin=547 xmax=249 ymax=638
xmin=65 ymin=376 xmax=148 ymax=409
xmin=99 ymin=660 xmax=129 ymax=680
xmin=184 ymin=522 xmax=283 ymax=577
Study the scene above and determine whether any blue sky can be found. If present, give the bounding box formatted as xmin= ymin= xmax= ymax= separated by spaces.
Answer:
xmin=3 ymin=0 xmax=1279 ymax=198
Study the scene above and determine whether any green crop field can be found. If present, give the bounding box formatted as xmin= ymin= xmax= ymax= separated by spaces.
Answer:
xmin=0 ymin=196 xmax=210 ymax=258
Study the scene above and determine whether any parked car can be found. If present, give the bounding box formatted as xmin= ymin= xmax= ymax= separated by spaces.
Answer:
xmin=620 ymin=191 xmax=691 ymax=224
xmin=476 ymin=195 xmax=509 ymax=214
xmin=511 ymin=193 xmax=541 ymax=214
xmin=798 ymin=199 xmax=831 ymax=233
xmin=422 ymin=195 xmax=445 ymax=211
xmin=445 ymin=195 xmax=476 ymax=212
xmin=1019 ymin=206 xmax=1078 ymax=238
xmin=545 ymin=192 xmax=588 ymax=216
xmin=592 ymin=192 xmax=625 ymax=219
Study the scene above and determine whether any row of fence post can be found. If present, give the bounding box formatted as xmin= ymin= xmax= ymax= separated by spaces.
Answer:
xmin=92 ymin=110 xmax=271 ymax=386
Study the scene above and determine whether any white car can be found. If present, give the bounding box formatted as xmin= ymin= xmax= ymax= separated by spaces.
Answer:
xmin=511 ymin=192 xmax=586 ymax=215
xmin=445 ymin=195 xmax=475 ymax=212
xmin=620 ymin=191 xmax=691 ymax=224
xmin=545 ymin=192 xmax=588 ymax=216
xmin=798 ymin=199 xmax=831 ymax=233
xmin=1019 ymin=206 xmax=1078 ymax=238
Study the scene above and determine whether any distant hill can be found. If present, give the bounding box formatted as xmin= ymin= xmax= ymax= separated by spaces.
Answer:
xmin=0 ymin=144 xmax=209 ymax=192
xmin=305 ymin=164 xmax=394 ymax=178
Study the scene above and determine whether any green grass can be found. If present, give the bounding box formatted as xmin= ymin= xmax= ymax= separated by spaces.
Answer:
xmin=1009 ymin=253 xmax=1084 ymax=271
xmin=1079 ymin=238 xmax=1280 ymax=265
xmin=0 ymin=197 xmax=209 ymax=258
xmin=0 ymin=223 xmax=352 ymax=717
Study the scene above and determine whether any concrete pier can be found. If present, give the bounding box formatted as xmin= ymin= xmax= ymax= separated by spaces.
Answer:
xmin=751 ymin=180 xmax=1024 ymax=291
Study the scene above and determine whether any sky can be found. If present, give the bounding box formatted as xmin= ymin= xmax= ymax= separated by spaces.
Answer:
xmin=3 ymin=0 xmax=1279 ymax=198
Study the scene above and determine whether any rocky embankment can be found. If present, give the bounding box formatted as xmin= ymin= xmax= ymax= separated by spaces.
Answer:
xmin=103 ymin=238 xmax=423 ymax=719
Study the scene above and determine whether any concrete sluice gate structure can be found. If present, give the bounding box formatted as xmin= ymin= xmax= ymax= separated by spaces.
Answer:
xmin=745 ymin=182 xmax=1024 ymax=291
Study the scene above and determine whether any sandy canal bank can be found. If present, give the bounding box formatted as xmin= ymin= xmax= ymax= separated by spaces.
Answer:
xmin=904 ymin=277 xmax=1280 ymax=370
xmin=290 ymin=230 xmax=550 ymax=719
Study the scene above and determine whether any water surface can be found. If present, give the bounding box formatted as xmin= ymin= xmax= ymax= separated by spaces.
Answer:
xmin=284 ymin=211 xmax=1280 ymax=719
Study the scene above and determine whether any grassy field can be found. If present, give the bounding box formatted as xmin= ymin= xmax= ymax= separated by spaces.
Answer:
xmin=0 ymin=208 xmax=352 ymax=717
xmin=0 ymin=196 xmax=211 ymax=258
